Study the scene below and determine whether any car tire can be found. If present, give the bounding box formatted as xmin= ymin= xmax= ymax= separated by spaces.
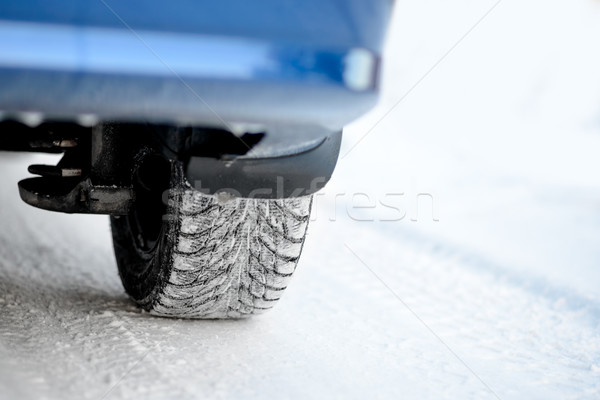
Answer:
xmin=110 ymin=161 xmax=312 ymax=318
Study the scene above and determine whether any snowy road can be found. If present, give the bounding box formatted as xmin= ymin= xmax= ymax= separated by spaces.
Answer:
xmin=2 ymin=0 xmax=600 ymax=399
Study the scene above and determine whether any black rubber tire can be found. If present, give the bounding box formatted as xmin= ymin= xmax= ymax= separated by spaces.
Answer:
xmin=110 ymin=162 xmax=312 ymax=318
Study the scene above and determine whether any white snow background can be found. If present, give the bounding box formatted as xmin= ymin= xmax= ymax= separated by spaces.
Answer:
xmin=1 ymin=0 xmax=600 ymax=399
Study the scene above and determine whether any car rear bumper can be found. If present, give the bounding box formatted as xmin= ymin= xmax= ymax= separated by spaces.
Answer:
xmin=0 ymin=1 xmax=390 ymax=128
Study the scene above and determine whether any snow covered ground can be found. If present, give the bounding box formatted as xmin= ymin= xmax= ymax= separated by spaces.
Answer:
xmin=1 ymin=0 xmax=600 ymax=399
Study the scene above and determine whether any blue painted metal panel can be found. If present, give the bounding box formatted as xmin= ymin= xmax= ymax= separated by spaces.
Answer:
xmin=0 ymin=1 xmax=393 ymax=128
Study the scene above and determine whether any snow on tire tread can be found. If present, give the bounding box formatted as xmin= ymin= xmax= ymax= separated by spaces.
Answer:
xmin=151 ymin=188 xmax=312 ymax=318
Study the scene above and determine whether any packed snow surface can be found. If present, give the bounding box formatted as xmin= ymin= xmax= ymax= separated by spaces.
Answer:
xmin=1 ymin=0 xmax=600 ymax=399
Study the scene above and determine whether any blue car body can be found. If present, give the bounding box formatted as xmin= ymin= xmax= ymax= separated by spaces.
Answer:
xmin=0 ymin=1 xmax=392 ymax=129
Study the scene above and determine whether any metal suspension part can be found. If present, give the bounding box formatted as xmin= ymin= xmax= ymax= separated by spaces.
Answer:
xmin=3 ymin=119 xmax=341 ymax=215
xmin=18 ymin=123 xmax=135 ymax=215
